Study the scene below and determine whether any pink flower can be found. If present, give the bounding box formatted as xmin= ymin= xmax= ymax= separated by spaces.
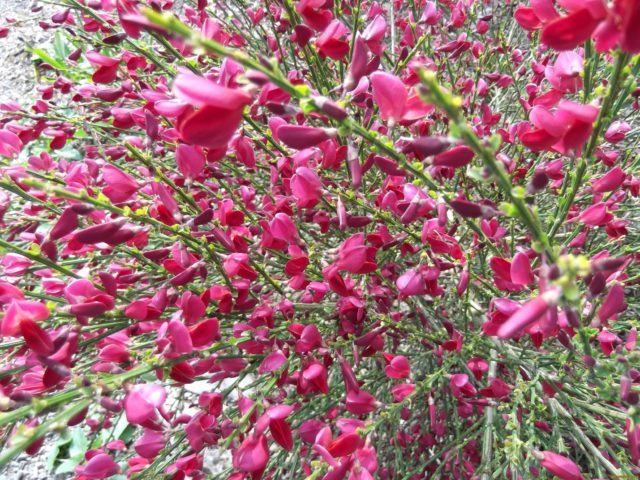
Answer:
xmin=291 ymin=166 xmax=323 ymax=208
xmin=391 ymin=383 xmax=416 ymax=402
xmin=188 ymin=318 xmax=220 ymax=348
xmin=545 ymin=52 xmax=583 ymax=93
xmin=173 ymin=73 xmax=252 ymax=149
xmin=396 ymin=269 xmax=427 ymax=297
xmin=371 ymin=72 xmax=405 ymax=123
xmin=258 ymin=350 xmax=287 ymax=374
xmin=518 ymin=0 xmax=640 ymax=54
xmin=86 ymin=51 xmax=120 ymax=84
xmin=0 ymin=282 xmax=24 ymax=305
xmin=134 ymin=430 xmax=165 ymax=459
xmin=344 ymin=36 xmax=368 ymax=91
xmin=521 ymin=100 xmax=598 ymax=154
xmin=167 ymin=319 xmax=194 ymax=354
xmin=604 ymin=120 xmax=631 ymax=143
xmin=335 ymin=233 xmax=377 ymax=274
xmin=73 ymin=220 xmax=126 ymax=245
xmin=20 ymin=319 xmax=53 ymax=356
xmin=266 ymin=405 xmax=295 ymax=451
xmin=467 ymin=357 xmax=489 ymax=380
xmin=449 ymin=199 xmax=483 ymax=218
xmin=277 ymin=125 xmax=335 ymax=150
xmin=0 ymin=129 xmax=23 ymax=158
xmin=579 ymin=203 xmax=612 ymax=226
xmin=346 ymin=389 xmax=378 ymax=415
xmin=362 ymin=14 xmax=386 ymax=55
xmin=449 ymin=373 xmax=477 ymax=398
xmin=541 ymin=9 xmax=600 ymax=51
xmin=327 ymin=432 xmax=362 ymax=457
xmin=102 ymin=164 xmax=139 ymax=202
xmin=316 ymin=20 xmax=349 ymax=60
xmin=592 ymin=167 xmax=625 ymax=193
xmin=1 ymin=300 xmax=49 ymax=337
xmin=597 ymin=283 xmax=626 ymax=321
xmin=78 ymin=453 xmax=120 ymax=479
xmin=497 ymin=290 xmax=560 ymax=339
xmin=534 ymin=450 xmax=584 ymax=480
xmin=510 ymin=252 xmax=534 ymax=286
xmin=432 ymin=146 xmax=475 ymax=168
xmin=269 ymin=213 xmax=299 ymax=244
xmin=124 ymin=384 xmax=167 ymax=425
xmin=175 ymin=144 xmax=205 ymax=179
xmin=383 ymin=354 xmax=411 ymax=379
xmin=233 ymin=434 xmax=269 ymax=472
xmin=296 ymin=0 xmax=333 ymax=31
xmin=49 ymin=208 xmax=79 ymax=240
xmin=370 ymin=71 xmax=432 ymax=125
xmin=64 ymin=280 xmax=115 ymax=318
xmin=479 ymin=378 xmax=511 ymax=398
xmin=295 ymin=324 xmax=322 ymax=353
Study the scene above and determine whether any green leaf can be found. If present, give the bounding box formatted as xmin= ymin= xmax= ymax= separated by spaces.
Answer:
xmin=53 ymin=30 xmax=71 ymax=61
xmin=29 ymin=48 xmax=67 ymax=71
xmin=55 ymin=458 xmax=81 ymax=475
xmin=69 ymin=427 xmax=88 ymax=458
xmin=46 ymin=438 xmax=63 ymax=470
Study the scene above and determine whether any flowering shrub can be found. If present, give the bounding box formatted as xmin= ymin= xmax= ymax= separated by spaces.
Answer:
xmin=0 ymin=0 xmax=639 ymax=478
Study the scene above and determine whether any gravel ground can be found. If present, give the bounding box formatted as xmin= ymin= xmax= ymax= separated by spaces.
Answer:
xmin=0 ymin=0 xmax=55 ymax=106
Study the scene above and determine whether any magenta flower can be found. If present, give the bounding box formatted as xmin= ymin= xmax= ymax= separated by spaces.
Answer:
xmin=124 ymin=384 xmax=167 ymax=425
xmin=521 ymin=101 xmax=599 ymax=154
xmin=232 ymin=434 xmax=269 ymax=473
xmin=173 ymin=73 xmax=252 ymax=149
xmin=591 ymin=166 xmax=625 ymax=193
xmin=1 ymin=300 xmax=49 ymax=337
xmin=134 ymin=430 xmax=165 ymax=459
xmin=370 ymin=71 xmax=433 ymax=125
xmin=277 ymin=125 xmax=336 ymax=150
xmin=102 ymin=164 xmax=139 ymax=202
xmin=604 ymin=120 xmax=631 ymax=143
xmin=334 ymin=233 xmax=377 ymax=274
xmin=396 ymin=269 xmax=427 ymax=297
xmin=545 ymin=51 xmax=583 ymax=93
xmin=534 ymin=450 xmax=584 ymax=480
xmin=497 ymin=290 xmax=560 ymax=339
xmin=432 ymin=145 xmax=475 ymax=169
xmin=383 ymin=354 xmax=411 ymax=379
xmin=518 ymin=0 xmax=640 ymax=53
xmin=0 ymin=129 xmax=23 ymax=158
xmin=175 ymin=144 xmax=205 ymax=179
xmin=77 ymin=453 xmax=121 ymax=479
xmin=316 ymin=20 xmax=350 ymax=60
xmin=327 ymin=431 xmax=362 ymax=457
xmin=597 ymin=283 xmax=626 ymax=322
xmin=510 ymin=252 xmax=535 ymax=286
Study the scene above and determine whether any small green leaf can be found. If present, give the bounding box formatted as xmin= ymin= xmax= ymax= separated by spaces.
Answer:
xmin=29 ymin=48 xmax=67 ymax=71
xmin=53 ymin=30 xmax=71 ymax=61
xmin=55 ymin=458 xmax=81 ymax=475
xmin=69 ymin=427 xmax=88 ymax=458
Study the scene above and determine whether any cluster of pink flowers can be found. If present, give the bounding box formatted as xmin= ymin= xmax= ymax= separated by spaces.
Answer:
xmin=0 ymin=0 xmax=637 ymax=479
